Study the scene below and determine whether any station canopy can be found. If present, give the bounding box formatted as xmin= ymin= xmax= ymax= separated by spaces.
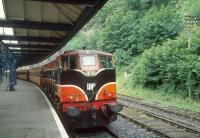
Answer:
xmin=0 ymin=0 xmax=107 ymax=67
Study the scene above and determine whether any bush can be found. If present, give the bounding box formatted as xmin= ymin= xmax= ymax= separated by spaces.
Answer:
xmin=133 ymin=44 xmax=200 ymax=99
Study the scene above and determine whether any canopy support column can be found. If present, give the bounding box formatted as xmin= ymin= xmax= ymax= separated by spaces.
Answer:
xmin=8 ymin=60 xmax=16 ymax=91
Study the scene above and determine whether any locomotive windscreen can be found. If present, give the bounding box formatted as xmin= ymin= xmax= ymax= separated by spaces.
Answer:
xmin=82 ymin=55 xmax=96 ymax=66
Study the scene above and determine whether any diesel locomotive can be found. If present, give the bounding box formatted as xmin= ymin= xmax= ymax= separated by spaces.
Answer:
xmin=17 ymin=50 xmax=122 ymax=128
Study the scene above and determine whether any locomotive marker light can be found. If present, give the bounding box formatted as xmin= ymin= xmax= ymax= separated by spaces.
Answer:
xmin=67 ymin=107 xmax=81 ymax=118
xmin=108 ymin=104 xmax=123 ymax=113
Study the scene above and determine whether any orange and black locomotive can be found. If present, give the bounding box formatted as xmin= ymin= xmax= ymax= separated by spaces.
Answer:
xmin=17 ymin=50 xmax=122 ymax=128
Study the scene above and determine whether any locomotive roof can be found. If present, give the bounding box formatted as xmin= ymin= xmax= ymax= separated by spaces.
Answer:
xmin=63 ymin=50 xmax=112 ymax=56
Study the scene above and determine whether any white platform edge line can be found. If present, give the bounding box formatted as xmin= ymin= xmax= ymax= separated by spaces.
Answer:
xmin=34 ymin=84 xmax=69 ymax=138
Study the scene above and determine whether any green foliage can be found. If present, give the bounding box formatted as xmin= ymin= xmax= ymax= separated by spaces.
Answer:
xmin=137 ymin=6 xmax=183 ymax=52
xmin=97 ymin=9 xmax=140 ymax=54
xmin=67 ymin=0 xmax=183 ymax=65
xmin=133 ymin=43 xmax=200 ymax=99
xmin=126 ymin=0 xmax=172 ymax=11
xmin=114 ymin=49 xmax=133 ymax=66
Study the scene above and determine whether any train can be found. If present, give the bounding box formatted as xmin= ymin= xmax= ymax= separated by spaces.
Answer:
xmin=16 ymin=50 xmax=122 ymax=128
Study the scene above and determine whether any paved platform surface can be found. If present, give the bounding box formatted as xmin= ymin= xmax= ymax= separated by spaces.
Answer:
xmin=0 ymin=79 xmax=66 ymax=138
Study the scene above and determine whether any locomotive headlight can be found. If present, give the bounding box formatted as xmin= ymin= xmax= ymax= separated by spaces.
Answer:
xmin=106 ymin=92 xmax=112 ymax=97
xmin=67 ymin=96 xmax=74 ymax=100
xmin=67 ymin=95 xmax=80 ymax=101
xmin=67 ymin=107 xmax=81 ymax=117
xmin=104 ymin=91 xmax=112 ymax=97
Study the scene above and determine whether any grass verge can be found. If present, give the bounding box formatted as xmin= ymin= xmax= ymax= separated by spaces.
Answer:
xmin=117 ymin=72 xmax=200 ymax=113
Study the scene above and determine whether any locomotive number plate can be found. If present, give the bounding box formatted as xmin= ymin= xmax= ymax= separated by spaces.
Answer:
xmin=87 ymin=83 xmax=96 ymax=91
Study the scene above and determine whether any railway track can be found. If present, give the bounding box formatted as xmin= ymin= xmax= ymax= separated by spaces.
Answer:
xmin=118 ymin=94 xmax=200 ymax=122
xmin=118 ymin=94 xmax=200 ymax=138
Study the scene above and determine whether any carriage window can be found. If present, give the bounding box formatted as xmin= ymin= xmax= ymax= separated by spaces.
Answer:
xmin=82 ymin=56 xmax=96 ymax=66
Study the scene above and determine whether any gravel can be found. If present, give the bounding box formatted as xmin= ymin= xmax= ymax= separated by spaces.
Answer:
xmin=108 ymin=115 xmax=161 ymax=138
xmin=118 ymin=96 xmax=200 ymax=131
xmin=65 ymin=115 xmax=160 ymax=138
xmin=71 ymin=128 xmax=113 ymax=138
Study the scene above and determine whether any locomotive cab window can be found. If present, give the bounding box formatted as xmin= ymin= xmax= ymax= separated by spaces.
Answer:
xmin=62 ymin=56 xmax=79 ymax=70
xmin=107 ymin=57 xmax=114 ymax=68
xmin=62 ymin=56 xmax=70 ymax=71
xmin=100 ymin=56 xmax=114 ymax=68
xmin=100 ymin=56 xmax=107 ymax=68
xmin=69 ymin=56 xmax=77 ymax=69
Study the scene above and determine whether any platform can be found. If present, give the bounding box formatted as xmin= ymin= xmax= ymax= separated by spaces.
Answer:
xmin=0 ymin=79 xmax=68 ymax=138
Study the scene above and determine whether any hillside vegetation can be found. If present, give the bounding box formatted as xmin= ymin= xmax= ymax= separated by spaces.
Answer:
xmin=65 ymin=0 xmax=200 ymax=108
